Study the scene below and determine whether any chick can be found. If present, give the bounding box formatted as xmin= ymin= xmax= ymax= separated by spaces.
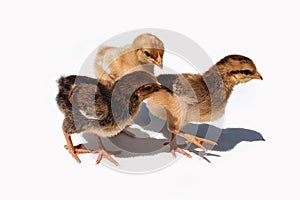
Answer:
xmin=94 ymin=33 xmax=164 ymax=87
xmin=146 ymin=55 xmax=263 ymax=157
xmin=56 ymin=71 xmax=171 ymax=165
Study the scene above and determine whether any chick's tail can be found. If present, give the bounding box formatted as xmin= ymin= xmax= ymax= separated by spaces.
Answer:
xmin=56 ymin=75 xmax=99 ymax=114
xmin=56 ymin=75 xmax=77 ymax=113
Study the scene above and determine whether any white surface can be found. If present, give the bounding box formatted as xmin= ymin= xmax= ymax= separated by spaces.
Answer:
xmin=0 ymin=0 xmax=299 ymax=199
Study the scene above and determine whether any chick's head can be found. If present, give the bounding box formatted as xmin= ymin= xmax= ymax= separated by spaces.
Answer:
xmin=133 ymin=33 xmax=164 ymax=68
xmin=112 ymin=71 xmax=171 ymax=105
xmin=217 ymin=55 xmax=263 ymax=84
xmin=134 ymin=83 xmax=171 ymax=101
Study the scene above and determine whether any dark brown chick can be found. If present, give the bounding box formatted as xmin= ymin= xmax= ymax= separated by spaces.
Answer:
xmin=146 ymin=55 xmax=263 ymax=157
xmin=94 ymin=33 xmax=164 ymax=87
xmin=56 ymin=71 xmax=171 ymax=165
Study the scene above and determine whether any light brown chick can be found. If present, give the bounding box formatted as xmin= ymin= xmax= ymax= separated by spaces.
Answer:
xmin=94 ymin=33 xmax=164 ymax=87
xmin=146 ymin=55 xmax=263 ymax=157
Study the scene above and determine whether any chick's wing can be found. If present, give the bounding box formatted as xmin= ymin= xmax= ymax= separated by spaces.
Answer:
xmin=157 ymin=74 xmax=199 ymax=104
xmin=72 ymin=84 xmax=109 ymax=120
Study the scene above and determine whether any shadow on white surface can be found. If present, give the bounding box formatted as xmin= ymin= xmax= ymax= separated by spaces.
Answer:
xmin=79 ymin=103 xmax=265 ymax=162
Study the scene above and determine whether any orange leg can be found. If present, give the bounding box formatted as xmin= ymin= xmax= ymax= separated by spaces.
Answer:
xmin=164 ymin=133 xmax=192 ymax=158
xmin=64 ymin=132 xmax=81 ymax=163
xmin=175 ymin=132 xmax=217 ymax=151
xmin=63 ymin=132 xmax=119 ymax=166
xmin=92 ymin=134 xmax=119 ymax=166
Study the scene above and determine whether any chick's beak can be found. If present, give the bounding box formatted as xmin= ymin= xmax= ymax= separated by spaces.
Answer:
xmin=153 ymin=56 xmax=163 ymax=68
xmin=254 ymin=72 xmax=263 ymax=80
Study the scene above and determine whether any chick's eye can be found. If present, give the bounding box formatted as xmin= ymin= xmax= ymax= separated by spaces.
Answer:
xmin=241 ymin=70 xmax=252 ymax=75
xmin=144 ymin=86 xmax=153 ymax=91
xmin=144 ymin=51 xmax=151 ymax=57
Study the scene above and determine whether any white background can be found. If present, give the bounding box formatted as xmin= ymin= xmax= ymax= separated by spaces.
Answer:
xmin=1 ymin=0 xmax=299 ymax=199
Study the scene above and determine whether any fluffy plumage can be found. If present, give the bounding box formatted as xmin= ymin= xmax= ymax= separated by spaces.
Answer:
xmin=94 ymin=33 xmax=164 ymax=87
xmin=56 ymin=71 xmax=171 ymax=165
xmin=146 ymin=55 xmax=263 ymax=157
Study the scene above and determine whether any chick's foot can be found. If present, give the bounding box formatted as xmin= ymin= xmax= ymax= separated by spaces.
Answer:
xmin=92 ymin=148 xmax=119 ymax=166
xmin=64 ymin=133 xmax=119 ymax=166
xmin=93 ymin=133 xmax=119 ymax=166
xmin=164 ymin=133 xmax=192 ymax=158
xmin=64 ymin=143 xmax=119 ymax=166
xmin=64 ymin=144 xmax=119 ymax=166
xmin=64 ymin=132 xmax=84 ymax=163
xmin=176 ymin=132 xmax=217 ymax=151
xmin=64 ymin=144 xmax=93 ymax=163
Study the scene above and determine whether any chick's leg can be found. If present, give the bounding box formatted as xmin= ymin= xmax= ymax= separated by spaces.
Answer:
xmin=166 ymin=112 xmax=217 ymax=153
xmin=92 ymin=134 xmax=119 ymax=166
xmin=64 ymin=132 xmax=82 ymax=163
xmin=64 ymin=133 xmax=119 ymax=165
xmin=164 ymin=133 xmax=192 ymax=158
xmin=165 ymin=113 xmax=192 ymax=158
